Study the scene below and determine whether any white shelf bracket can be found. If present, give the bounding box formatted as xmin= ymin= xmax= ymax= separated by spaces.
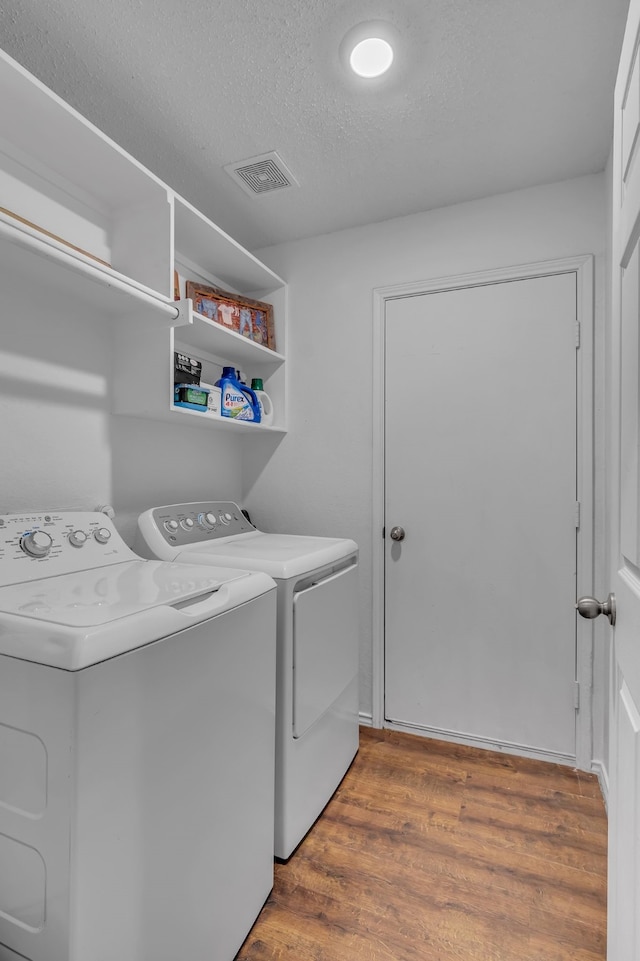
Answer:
xmin=173 ymin=297 xmax=193 ymax=328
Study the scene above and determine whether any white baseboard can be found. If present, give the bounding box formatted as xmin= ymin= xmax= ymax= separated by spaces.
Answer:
xmin=381 ymin=718 xmax=577 ymax=768
xmin=591 ymin=759 xmax=609 ymax=810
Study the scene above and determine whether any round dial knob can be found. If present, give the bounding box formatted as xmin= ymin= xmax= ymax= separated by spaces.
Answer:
xmin=203 ymin=512 xmax=216 ymax=527
xmin=94 ymin=528 xmax=111 ymax=545
xmin=164 ymin=520 xmax=179 ymax=533
xmin=21 ymin=530 xmax=53 ymax=558
xmin=68 ymin=530 xmax=88 ymax=548
xmin=180 ymin=518 xmax=195 ymax=530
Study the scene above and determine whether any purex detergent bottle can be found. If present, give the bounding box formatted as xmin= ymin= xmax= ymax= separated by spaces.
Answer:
xmin=216 ymin=367 xmax=261 ymax=422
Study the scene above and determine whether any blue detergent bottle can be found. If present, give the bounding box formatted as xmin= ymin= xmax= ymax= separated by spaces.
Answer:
xmin=215 ymin=366 xmax=261 ymax=422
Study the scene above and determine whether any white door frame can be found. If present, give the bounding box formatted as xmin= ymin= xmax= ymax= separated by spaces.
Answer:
xmin=372 ymin=255 xmax=596 ymax=770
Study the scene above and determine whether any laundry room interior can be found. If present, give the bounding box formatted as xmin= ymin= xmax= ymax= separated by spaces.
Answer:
xmin=0 ymin=2 xmax=637 ymax=960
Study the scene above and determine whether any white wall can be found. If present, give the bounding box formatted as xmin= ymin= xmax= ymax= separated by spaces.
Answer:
xmin=0 ymin=268 xmax=243 ymax=540
xmin=249 ymin=173 xmax=607 ymax=757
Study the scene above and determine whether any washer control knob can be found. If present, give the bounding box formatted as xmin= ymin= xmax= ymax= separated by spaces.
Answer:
xmin=205 ymin=512 xmax=216 ymax=526
xmin=94 ymin=527 xmax=111 ymax=545
xmin=180 ymin=518 xmax=195 ymax=530
xmin=164 ymin=520 xmax=179 ymax=533
xmin=21 ymin=530 xmax=53 ymax=557
xmin=68 ymin=530 xmax=88 ymax=548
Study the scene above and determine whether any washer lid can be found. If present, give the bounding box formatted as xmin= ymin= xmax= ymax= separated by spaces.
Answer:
xmin=181 ymin=532 xmax=358 ymax=579
xmin=0 ymin=559 xmax=252 ymax=627
xmin=0 ymin=559 xmax=274 ymax=670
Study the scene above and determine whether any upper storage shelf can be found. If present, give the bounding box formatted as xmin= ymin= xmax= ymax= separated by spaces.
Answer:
xmin=172 ymin=194 xmax=287 ymax=374
xmin=0 ymin=51 xmax=172 ymax=299
xmin=174 ymin=197 xmax=281 ymax=295
xmin=0 ymin=55 xmax=162 ymax=211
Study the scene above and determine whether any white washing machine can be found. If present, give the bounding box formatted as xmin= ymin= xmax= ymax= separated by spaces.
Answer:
xmin=137 ymin=501 xmax=359 ymax=860
xmin=0 ymin=509 xmax=277 ymax=961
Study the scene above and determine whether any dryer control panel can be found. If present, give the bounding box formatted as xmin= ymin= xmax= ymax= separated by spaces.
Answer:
xmin=140 ymin=501 xmax=257 ymax=550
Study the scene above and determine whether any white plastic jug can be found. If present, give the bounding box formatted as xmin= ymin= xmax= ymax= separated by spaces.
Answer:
xmin=255 ymin=390 xmax=274 ymax=426
xmin=250 ymin=379 xmax=274 ymax=426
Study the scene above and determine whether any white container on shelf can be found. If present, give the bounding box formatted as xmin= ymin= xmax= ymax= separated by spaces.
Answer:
xmin=256 ymin=390 xmax=274 ymax=426
xmin=250 ymin=379 xmax=274 ymax=426
xmin=202 ymin=383 xmax=222 ymax=416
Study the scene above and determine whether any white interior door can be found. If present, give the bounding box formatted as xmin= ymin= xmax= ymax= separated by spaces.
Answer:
xmin=607 ymin=1 xmax=640 ymax=955
xmin=384 ymin=273 xmax=579 ymax=759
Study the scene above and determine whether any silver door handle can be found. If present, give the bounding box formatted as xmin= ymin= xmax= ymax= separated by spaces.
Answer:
xmin=390 ymin=526 xmax=405 ymax=542
xmin=576 ymin=593 xmax=616 ymax=626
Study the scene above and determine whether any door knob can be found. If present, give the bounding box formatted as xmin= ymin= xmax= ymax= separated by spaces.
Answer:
xmin=390 ymin=526 xmax=405 ymax=542
xmin=576 ymin=593 xmax=616 ymax=626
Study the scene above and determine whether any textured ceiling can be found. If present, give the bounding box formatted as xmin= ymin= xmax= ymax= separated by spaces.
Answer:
xmin=0 ymin=0 xmax=630 ymax=251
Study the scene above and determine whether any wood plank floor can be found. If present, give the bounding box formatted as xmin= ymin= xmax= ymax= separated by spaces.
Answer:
xmin=235 ymin=726 xmax=608 ymax=961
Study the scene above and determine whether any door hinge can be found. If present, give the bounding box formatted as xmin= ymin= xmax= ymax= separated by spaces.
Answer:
xmin=574 ymin=681 xmax=580 ymax=710
xmin=575 ymin=321 xmax=581 ymax=348
xmin=575 ymin=501 xmax=581 ymax=528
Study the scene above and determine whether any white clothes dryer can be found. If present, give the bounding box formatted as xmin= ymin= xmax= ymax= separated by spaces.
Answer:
xmin=137 ymin=501 xmax=359 ymax=859
xmin=0 ymin=509 xmax=276 ymax=961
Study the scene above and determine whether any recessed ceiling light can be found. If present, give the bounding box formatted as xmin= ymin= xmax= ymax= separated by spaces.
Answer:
xmin=349 ymin=37 xmax=394 ymax=78
xmin=339 ymin=21 xmax=399 ymax=82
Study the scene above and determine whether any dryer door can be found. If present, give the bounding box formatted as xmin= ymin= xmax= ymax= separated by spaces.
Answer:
xmin=292 ymin=560 xmax=358 ymax=738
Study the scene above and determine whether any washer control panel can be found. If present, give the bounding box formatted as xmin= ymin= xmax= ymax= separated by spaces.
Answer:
xmin=147 ymin=502 xmax=256 ymax=547
xmin=0 ymin=511 xmax=136 ymax=586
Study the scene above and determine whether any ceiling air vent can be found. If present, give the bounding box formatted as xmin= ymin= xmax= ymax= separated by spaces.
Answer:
xmin=224 ymin=151 xmax=298 ymax=197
